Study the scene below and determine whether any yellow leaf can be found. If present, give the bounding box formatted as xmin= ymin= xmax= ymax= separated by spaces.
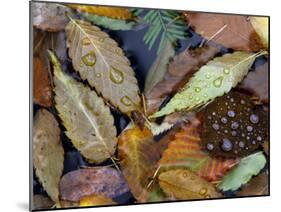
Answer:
xmin=79 ymin=194 xmax=116 ymax=207
xmin=250 ymin=17 xmax=269 ymax=49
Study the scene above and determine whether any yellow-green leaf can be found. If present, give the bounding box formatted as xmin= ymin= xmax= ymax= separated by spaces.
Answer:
xmin=250 ymin=17 xmax=269 ymax=49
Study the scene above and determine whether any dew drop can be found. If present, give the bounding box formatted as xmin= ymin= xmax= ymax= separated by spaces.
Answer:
xmin=239 ymin=141 xmax=245 ymax=148
xmin=213 ymin=76 xmax=223 ymax=87
xmin=120 ymin=96 xmax=133 ymax=106
xmin=109 ymin=66 xmax=124 ymax=84
xmin=231 ymin=122 xmax=239 ymax=129
xmin=252 ymin=140 xmax=256 ymax=144
xmin=208 ymin=116 xmax=212 ymax=120
xmin=257 ymin=136 xmax=262 ymax=141
xmin=195 ymin=97 xmax=200 ymax=102
xmin=246 ymin=136 xmax=250 ymax=140
xmin=206 ymin=73 xmax=211 ymax=79
xmin=224 ymin=68 xmax=230 ymax=74
xmin=212 ymin=123 xmax=220 ymax=130
xmin=81 ymin=51 xmax=96 ymax=66
xmin=224 ymin=130 xmax=228 ymax=134
xmin=247 ymin=126 xmax=253 ymax=132
xmin=82 ymin=37 xmax=91 ymax=45
xmin=206 ymin=143 xmax=214 ymax=151
xmin=250 ymin=114 xmax=259 ymax=124
xmin=231 ymin=131 xmax=237 ymax=136
xmin=95 ymin=73 xmax=101 ymax=78
xmin=242 ymin=133 xmax=245 ymax=137
xmin=221 ymin=138 xmax=233 ymax=152
xmin=212 ymin=112 xmax=216 ymax=116
xmin=227 ymin=110 xmax=235 ymax=118
xmin=195 ymin=87 xmax=201 ymax=92
xmin=240 ymin=100 xmax=245 ymax=105
xmin=199 ymin=187 xmax=208 ymax=195
xmin=230 ymin=98 xmax=234 ymax=102
xmin=189 ymin=95 xmax=193 ymax=99
xmin=221 ymin=117 xmax=228 ymax=124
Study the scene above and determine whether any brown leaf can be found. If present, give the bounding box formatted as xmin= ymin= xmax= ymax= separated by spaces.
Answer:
xmin=238 ymin=62 xmax=269 ymax=103
xmin=183 ymin=12 xmax=263 ymax=51
xmin=79 ymin=194 xmax=116 ymax=207
xmin=237 ymin=171 xmax=269 ymax=196
xmin=59 ymin=167 xmax=129 ymax=202
xmin=145 ymin=45 xmax=220 ymax=115
xmin=32 ymin=2 xmax=72 ymax=32
xmin=33 ymin=195 xmax=54 ymax=210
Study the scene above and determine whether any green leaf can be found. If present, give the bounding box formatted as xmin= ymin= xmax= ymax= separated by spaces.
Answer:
xmin=144 ymin=39 xmax=175 ymax=94
xmin=218 ymin=152 xmax=266 ymax=192
xmin=81 ymin=13 xmax=136 ymax=30
xmin=150 ymin=51 xmax=257 ymax=118
xmin=48 ymin=51 xmax=117 ymax=164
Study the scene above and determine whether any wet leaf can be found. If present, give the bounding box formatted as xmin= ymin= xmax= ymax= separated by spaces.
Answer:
xmin=218 ymin=152 xmax=266 ymax=192
xmin=184 ymin=12 xmax=263 ymax=51
xmin=65 ymin=19 xmax=141 ymax=115
xmin=238 ymin=62 xmax=269 ymax=103
xmin=159 ymin=169 xmax=220 ymax=200
xmin=250 ymin=17 xmax=269 ymax=49
xmin=33 ymin=109 xmax=64 ymax=204
xmin=69 ymin=5 xmax=134 ymax=20
xmin=159 ymin=118 xmax=239 ymax=181
xmin=32 ymin=2 xmax=72 ymax=32
xmin=79 ymin=194 xmax=116 ymax=207
xmin=151 ymin=51 xmax=257 ymax=118
xmin=59 ymin=167 xmax=129 ymax=202
xmin=33 ymin=195 xmax=54 ymax=210
xmin=49 ymin=51 xmax=117 ymax=163
xmin=145 ymin=45 xmax=220 ymax=115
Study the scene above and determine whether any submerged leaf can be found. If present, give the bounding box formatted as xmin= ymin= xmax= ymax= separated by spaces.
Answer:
xmin=250 ymin=17 xmax=269 ymax=49
xmin=59 ymin=167 xmax=129 ymax=202
xmin=218 ymin=152 xmax=266 ymax=192
xmin=65 ymin=19 xmax=141 ymax=115
xmin=151 ymin=51 xmax=256 ymax=118
xmin=49 ymin=51 xmax=117 ymax=163
xmin=159 ymin=169 xmax=220 ymax=200
xmin=79 ymin=194 xmax=116 ymax=207
xmin=33 ymin=109 xmax=64 ymax=204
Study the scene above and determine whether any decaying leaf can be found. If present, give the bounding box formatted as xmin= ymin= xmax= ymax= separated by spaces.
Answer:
xmin=65 ymin=19 xmax=141 ymax=115
xmin=250 ymin=17 xmax=269 ymax=49
xmin=32 ymin=2 xmax=72 ymax=32
xmin=159 ymin=118 xmax=239 ymax=181
xmin=159 ymin=169 xmax=220 ymax=200
xmin=146 ymin=45 xmax=220 ymax=115
xmin=151 ymin=51 xmax=257 ymax=118
xmin=33 ymin=195 xmax=55 ymax=210
xmin=238 ymin=62 xmax=269 ymax=103
xmin=69 ymin=5 xmax=134 ymax=20
xmin=218 ymin=152 xmax=266 ymax=192
xmin=59 ymin=167 xmax=129 ymax=202
xmin=237 ymin=171 xmax=269 ymax=196
xmin=183 ymin=12 xmax=263 ymax=51
xmin=79 ymin=194 xmax=116 ymax=207
xmin=33 ymin=109 xmax=64 ymax=204
xmin=49 ymin=51 xmax=117 ymax=163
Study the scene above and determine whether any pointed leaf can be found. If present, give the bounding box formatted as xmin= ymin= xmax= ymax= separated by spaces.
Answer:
xmin=49 ymin=51 xmax=117 ymax=163
xmin=250 ymin=17 xmax=269 ymax=49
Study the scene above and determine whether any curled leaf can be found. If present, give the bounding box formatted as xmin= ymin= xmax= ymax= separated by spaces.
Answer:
xmin=250 ymin=17 xmax=269 ymax=49
xmin=49 ymin=51 xmax=117 ymax=163
xmin=79 ymin=194 xmax=116 ymax=207
xmin=151 ymin=51 xmax=257 ymax=118
xmin=65 ymin=19 xmax=141 ymax=115
xmin=59 ymin=167 xmax=129 ymax=202
xmin=33 ymin=109 xmax=64 ymax=204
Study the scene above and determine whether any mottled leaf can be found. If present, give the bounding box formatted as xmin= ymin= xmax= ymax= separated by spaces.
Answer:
xmin=49 ymin=51 xmax=117 ymax=163
xmin=65 ymin=19 xmax=141 ymax=115
xmin=218 ymin=152 xmax=266 ymax=192
xmin=59 ymin=167 xmax=129 ymax=202
xmin=159 ymin=169 xmax=220 ymax=200
xmin=33 ymin=109 xmax=64 ymax=204
xmin=79 ymin=194 xmax=116 ymax=207
xmin=250 ymin=17 xmax=269 ymax=49
xmin=184 ymin=12 xmax=263 ymax=51
xmin=151 ymin=51 xmax=257 ymax=118
xmin=33 ymin=195 xmax=54 ymax=210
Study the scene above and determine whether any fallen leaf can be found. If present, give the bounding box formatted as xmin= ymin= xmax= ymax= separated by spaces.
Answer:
xmin=60 ymin=200 xmax=79 ymax=208
xmin=33 ymin=109 xmax=64 ymax=204
xmin=159 ymin=169 xmax=220 ymax=200
xmin=151 ymin=51 xmax=257 ymax=118
xmin=79 ymin=194 xmax=116 ymax=207
xmin=59 ymin=167 xmax=129 ymax=202
xmin=218 ymin=152 xmax=266 ymax=192
xmin=250 ymin=17 xmax=269 ymax=49
xmin=32 ymin=2 xmax=72 ymax=32
xmin=183 ymin=12 xmax=263 ymax=51
xmin=65 ymin=19 xmax=141 ymax=115
xmin=33 ymin=195 xmax=54 ymax=210
xmin=49 ymin=51 xmax=117 ymax=163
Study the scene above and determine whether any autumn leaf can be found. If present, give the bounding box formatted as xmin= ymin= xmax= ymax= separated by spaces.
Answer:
xmin=32 ymin=2 xmax=72 ymax=32
xmin=69 ymin=5 xmax=134 ymax=20
xmin=33 ymin=109 xmax=64 ymax=204
xmin=65 ymin=19 xmax=141 ymax=115
xmin=159 ymin=169 xmax=220 ymax=200
xmin=79 ymin=194 xmax=116 ymax=207
xmin=145 ymin=45 xmax=220 ymax=115
xmin=49 ymin=51 xmax=117 ymax=164
xmin=32 ymin=195 xmax=55 ymax=210
xmin=151 ymin=51 xmax=257 ymax=118
xmin=183 ymin=12 xmax=263 ymax=51
xmin=218 ymin=152 xmax=266 ymax=192
xmin=59 ymin=167 xmax=129 ymax=202
xmin=250 ymin=17 xmax=269 ymax=49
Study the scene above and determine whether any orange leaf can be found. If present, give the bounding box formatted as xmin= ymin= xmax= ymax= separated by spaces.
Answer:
xmin=79 ymin=194 xmax=116 ymax=207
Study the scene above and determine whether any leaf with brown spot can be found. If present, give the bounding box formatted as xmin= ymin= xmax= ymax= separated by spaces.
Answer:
xmin=183 ymin=12 xmax=263 ymax=51
xmin=33 ymin=109 xmax=64 ymax=204
xmin=79 ymin=194 xmax=116 ymax=207
xmin=59 ymin=167 xmax=129 ymax=202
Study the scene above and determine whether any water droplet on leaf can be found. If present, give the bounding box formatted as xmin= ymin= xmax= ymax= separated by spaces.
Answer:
xmin=109 ymin=67 xmax=124 ymax=84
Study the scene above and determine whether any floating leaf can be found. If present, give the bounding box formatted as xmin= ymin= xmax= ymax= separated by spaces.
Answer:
xmin=159 ymin=169 xmax=220 ymax=200
xmin=69 ymin=5 xmax=134 ymax=20
xmin=151 ymin=51 xmax=257 ymax=118
xmin=159 ymin=118 xmax=239 ymax=181
xmin=32 ymin=2 xmax=72 ymax=32
xmin=33 ymin=195 xmax=54 ymax=210
xmin=33 ymin=109 xmax=64 ymax=204
xmin=79 ymin=194 xmax=116 ymax=207
xmin=238 ymin=62 xmax=269 ymax=103
xmin=184 ymin=12 xmax=263 ymax=51
xmin=146 ymin=45 xmax=220 ymax=115
xmin=49 ymin=51 xmax=117 ymax=163
xmin=65 ymin=19 xmax=141 ymax=115
xmin=218 ymin=152 xmax=266 ymax=192
xmin=250 ymin=17 xmax=269 ymax=49
xmin=59 ymin=167 xmax=129 ymax=202
xmin=144 ymin=39 xmax=175 ymax=94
